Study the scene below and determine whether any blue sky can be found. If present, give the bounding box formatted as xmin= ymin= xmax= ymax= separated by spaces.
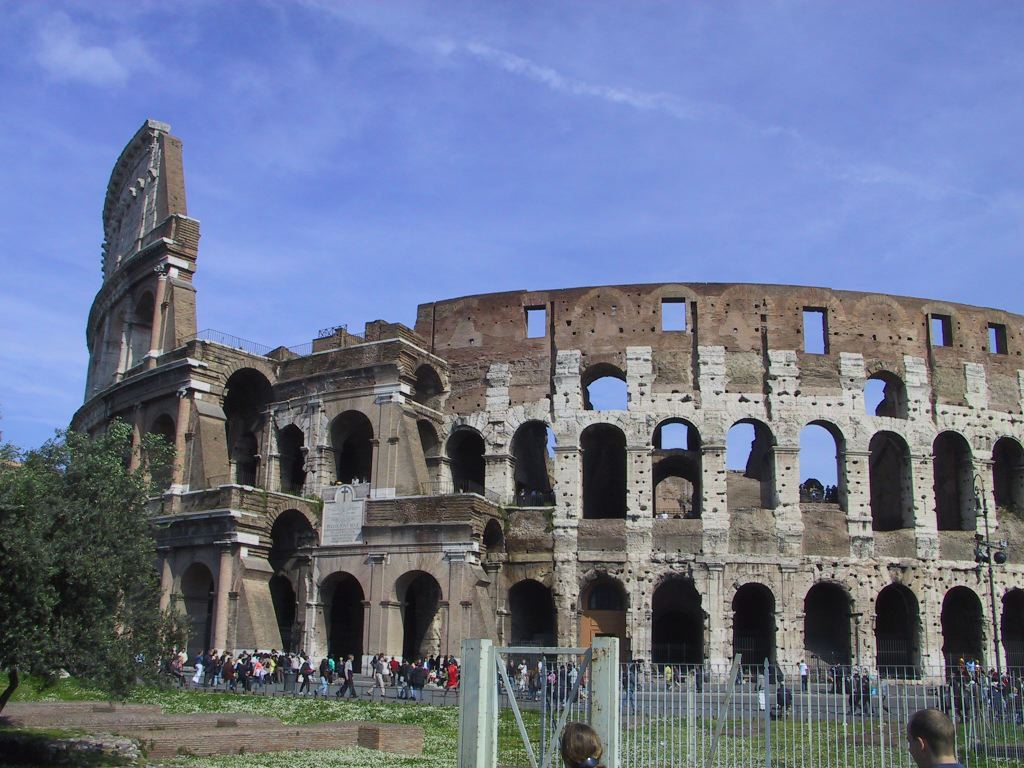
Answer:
xmin=1 ymin=2 xmax=1023 ymax=472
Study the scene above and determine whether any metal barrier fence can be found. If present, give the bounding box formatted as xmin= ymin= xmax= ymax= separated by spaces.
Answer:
xmin=619 ymin=662 xmax=1024 ymax=768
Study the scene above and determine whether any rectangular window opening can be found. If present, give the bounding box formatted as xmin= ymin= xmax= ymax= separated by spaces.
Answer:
xmin=930 ymin=314 xmax=952 ymax=347
xmin=661 ymin=299 xmax=687 ymax=332
xmin=989 ymin=323 xmax=1008 ymax=355
xmin=802 ymin=308 xmax=827 ymax=354
xmin=526 ymin=306 xmax=547 ymax=338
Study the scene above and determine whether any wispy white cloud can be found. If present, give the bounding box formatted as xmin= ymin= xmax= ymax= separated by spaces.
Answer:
xmin=34 ymin=11 xmax=152 ymax=87
xmin=435 ymin=39 xmax=714 ymax=122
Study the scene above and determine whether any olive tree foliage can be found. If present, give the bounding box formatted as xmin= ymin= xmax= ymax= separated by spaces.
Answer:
xmin=0 ymin=419 xmax=186 ymax=712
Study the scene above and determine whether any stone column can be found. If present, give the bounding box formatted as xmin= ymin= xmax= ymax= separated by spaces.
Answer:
xmin=843 ymin=448 xmax=874 ymax=557
xmin=212 ymin=544 xmax=235 ymax=652
xmin=484 ymin=453 xmax=515 ymax=504
xmin=159 ymin=549 xmax=173 ymax=612
xmin=704 ymin=564 xmax=729 ymax=667
xmin=912 ymin=452 xmax=939 ymax=560
xmin=147 ymin=265 xmax=169 ymax=367
xmin=363 ymin=553 xmax=387 ymax=655
xmin=701 ymin=444 xmax=729 ymax=554
xmin=975 ymin=458 xmax=999 ymax=535
xmin=172 ymin=392 xmax=191 ymax=491
xmin=773 ymin=446 xmax=803 ymax=555
xmin=128 ymin=405 xmax=144 ymax=472
xmin=776 ymin=564 xmax=799 ymax=669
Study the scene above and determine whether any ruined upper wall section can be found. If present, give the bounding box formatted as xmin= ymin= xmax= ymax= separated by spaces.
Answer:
xmin=415 ymin=283 xmax=1024 ymax=412
xmin=101 ymin=119 xmax=188 ymax=280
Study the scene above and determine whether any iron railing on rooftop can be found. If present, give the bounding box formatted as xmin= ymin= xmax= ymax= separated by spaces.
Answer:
xmin=186 ymin=329 xmax=313 ymax=358
xmin=419 ymin=479 xmax=503 ymax=505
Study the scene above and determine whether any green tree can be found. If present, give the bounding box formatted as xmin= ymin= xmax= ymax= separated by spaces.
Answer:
xmin=0 ymin=419 xmax=185 ymax=712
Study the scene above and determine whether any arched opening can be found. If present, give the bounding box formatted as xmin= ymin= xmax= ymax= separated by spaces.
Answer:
xmin=180 ymin=563 xmax=215 ymax=658
xmin=447 ymin=427 xmax=485 ymax=494
xmin=330 ymin=411 xmax=374 ymax=485
xmin=223 ymin=369 xmax=273 ymax=486
xmin=1001 ymin=589 xmax=1024 ymax=671
xmin=277 ymin=425 xmax=306 ymax=495
xmin=652 ymin=577 xmax=703 ymax=665
xmin=148 ymin=414 xmax=176 ymax=489
xmin=511 ymin=421 xmax=555 ymax=506
xmin=652 ymin=420 xmax=701 ymax=519
xmin=864 ymin=371 xmax=909 ymax=419
xmin=397 ymin=572 xmax=443 ymax=661
xmin=799 ymin=422 xmax=842 ymax=506
xmin=412 ymin=365 xmax=444 ymax=409
xmin=933 ymin=431 xmax=976 ymax=531
xmin=583 ymin=364 xmax=627 ymax=411
xmin=726 ymin=420 xmax=776 ymax=510
xmin=269 ymin=575 xmax=297 ymax=652
xmin=732 ymin=583 xmax=776 ymax=668
xmin=875 ymin=584 xmax=920 ymax=676
xmin=509 ymin=580 xmax=556 ymax=646
xmin=482 ymin=518 xmax=504 ymax=555
xmin=803 ymin=583 xmax=851 ymax=666
xmin=579 ymin=576 xmax=629 ymax=661
xmin=941 ymin=587 xmax=984 ymax=667
xmin=581 ymin=424 xmax=627 ymax=519
xmin=323 ymin=572 xmax=364 ymax=661
xmin=128 ymin=292 xmax=154 ymax=369
xmin=269 ymin=510 xmax=316 ymax=571
xmin=992 ymin=437 xmax=1024 ymax=515
xmin=869 ymin=431 xmax=913 ymax=531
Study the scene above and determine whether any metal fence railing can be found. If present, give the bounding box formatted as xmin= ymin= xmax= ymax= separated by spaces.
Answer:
xmin=618 ymin=661 xmax=1024 ymax=768
xmin=420 ymin=479 xmax=504 ymax=506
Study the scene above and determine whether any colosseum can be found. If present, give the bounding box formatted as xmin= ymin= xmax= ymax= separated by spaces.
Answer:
xmin=74 ymin=120 xmax=1024 ymax=677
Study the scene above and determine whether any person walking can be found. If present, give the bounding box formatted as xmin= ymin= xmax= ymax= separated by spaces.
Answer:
xmin=410 ymin=660 xmax=428 ymax=702
xmin=799 ymin=659 xmax=809 ymax=692
xmin=336 ymin=654 xmax=357 ymax=698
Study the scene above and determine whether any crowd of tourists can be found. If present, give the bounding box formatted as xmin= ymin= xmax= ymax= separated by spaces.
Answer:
xmin=162 ymin=648 xmax=460 ymax=700
xmin=942 ymin=656 xmax=1024 ymax=723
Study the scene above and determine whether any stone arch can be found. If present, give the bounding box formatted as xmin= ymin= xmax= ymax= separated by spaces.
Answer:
xmin=941 ymin=586 xmax=984 ymax=666
xmin=992 ymin=437 xmax=1024 ymax=515
xmin=223 ymin=368 xmax=273 ymax=486
xmin=582 ymin=363 xmax=627 ymax=411
xmin=482 ymin=518 xmax=504 ymax=555
xmin=510 ymin=420 xmax=554 ymax=505
xmin=1002 ymin=588 xmax=1024 ymax=671
xmin=277 ymin=424 xmax=306 ymax=494
xmin=581 ymin=423 xmax=627 ymax=519
xmin=127 ymin=290 xmax=155 ymax=369
xmin=864 ymin=371 xmax=909 ymax=419
xmin=330 ymin=410 xmax=374 ymax=485
xmin=412 ymin=364 xmax=445 ymax=410
xmin=803 ymin=581 xmax=851 ymax=666
xmin=269 ymin=575 xmax=297 ymax=652
xmin=396 ymin=571 xmax=443 ymax=661
xmin=652 ymin=576 xmax=703 ymax=665
xmin=933 ymin=431 xmax=976 ymax=531
xmin=732 ymin=583 xmax=776 ymax=668
xmin=321 ymin=571 xmax=365 ymax=662
xmin=269 ymin=509 xmax=316 ymax=571
xmin=726 ymin=418 xmax=777 ymax=510
xmin=652 ymin=419 xmax=701 ymax=519
xmin=180 ymin=562 xmax=215 ymax=658
xmin=579 ymin=575 xmax=629 ymax=660
xmin=869 ymin=430 xmax=913 ymax=531
xmin=447 ymin=426 xmax=485 ymax=493
xmin=875 ymin=583 xmax=921 ymax=676
xmin=799 ymin=419 xmax=845 ymax=508
xmin=509 ymin=579 xmax=556 ymax=647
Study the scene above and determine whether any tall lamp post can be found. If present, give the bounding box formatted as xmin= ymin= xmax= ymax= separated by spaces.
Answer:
xmin=973 ymin=474 xmax=1008 ymax=676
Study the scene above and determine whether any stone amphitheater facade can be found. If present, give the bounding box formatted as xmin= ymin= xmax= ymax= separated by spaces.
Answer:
xmin=74 ymin=121 xmax=1024 ymax=676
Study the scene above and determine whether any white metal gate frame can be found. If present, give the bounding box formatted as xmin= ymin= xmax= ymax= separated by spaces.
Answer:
xmin=458 ymin=637 xmax=621 ymax=768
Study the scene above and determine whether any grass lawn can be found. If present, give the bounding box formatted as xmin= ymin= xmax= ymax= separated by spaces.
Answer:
xmin=4 ymin=676 xmax=537 ymax=767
